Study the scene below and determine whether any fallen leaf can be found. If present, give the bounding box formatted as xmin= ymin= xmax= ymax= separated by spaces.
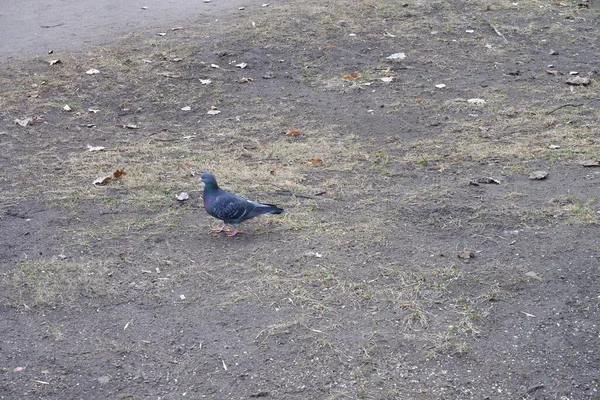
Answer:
xmin=285 ymin=130 xmax=301 ymax=136
xmin=14 ymin=117 xmax=33 ymax=127
xmin=157 ymin=72 xmax=181 ymax=78
xmin=87 ymin=145 xmax=105 ymax=152
xmin=311 ymin=157 xmax=325 ymax=166
xmin=113 ymin=169 xmax=127 ymax=179
xmin=467 ymin=98 xmax=486 ymax=105
xmin=528 ymin=170 xmax=549 ymax=180
xmin=477 ymin=177 xmax=500 ymax=184
xmin=525 ymin=271 xmax=543 ymax=281
xmin=86 ymin=69 xmax=100 ymax=75
xmin=580 ymin=159 xmax=600 ymax=167
xmin=386 ymin=52 xmax=406 ymax=60
xmin=565 ymin=76 xmax=590 ymax=86
xmin=48 ymin=59 xmax=61 ymax=65
xmin=93 ymin=176 xmax=113 ymax=186
xmin=175 ymin=192 xmax=189 ymax=201
xmin=457 ymin=249 xmax=475 ymax=260
xmin=200 ymin=79 xmax=212 ymax=85
xmin=342 ymin=73 xmax=361 ymax=80
xmin=415 ymin=99 xmax=422 ymax=103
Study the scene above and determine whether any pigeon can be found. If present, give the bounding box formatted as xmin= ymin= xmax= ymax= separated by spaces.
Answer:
xmin=200 ymin=173 xmax=284 ymax=236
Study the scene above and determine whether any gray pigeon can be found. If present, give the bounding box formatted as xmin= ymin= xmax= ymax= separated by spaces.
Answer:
xmin=200 ymin=173 xmax=284 ymax=236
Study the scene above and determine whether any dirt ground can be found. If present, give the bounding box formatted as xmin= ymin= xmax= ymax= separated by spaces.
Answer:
xmin=1 ymin=1 xmax=599 ymax=399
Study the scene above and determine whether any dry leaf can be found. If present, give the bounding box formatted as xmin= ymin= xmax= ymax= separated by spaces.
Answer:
xmin=342 ymin=73 xmax=361 ymax=80
xmin=87 ymin=145 xmax=105 ymax=152
xmin=285 ymin=130 xmax=301 ymax=137
xmin=93 ymin=176 xmax=113 ymax=186
xmin=311 ymin=157 xmax=325 ymax=167
xmin=157 ymin=72 xmax=181 ymax=78
xmin=566 ymin=76 xmax=590 ymax=86
xmin=386 ymin=52 xmax=406 ymax=60
xmin=113 ymin=169 xmax=127 ymax=179
xmin=467 ymin=98 xmax=486 ymax=105
xmin=14 ymin=117 xmax=33 ymax=127
xmin=175 ymin=192 xmax=189 ymax=201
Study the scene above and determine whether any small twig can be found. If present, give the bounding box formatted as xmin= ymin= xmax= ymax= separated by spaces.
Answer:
xmin=484 ymin=18 xmax=509 ymax=43
xmin=545 ymin=98 xmax=599 ymax=115
xmin=40 ymin=23 xmax=65 ymax=28
xmin=271 ymin=190 xmax=328 ymax=200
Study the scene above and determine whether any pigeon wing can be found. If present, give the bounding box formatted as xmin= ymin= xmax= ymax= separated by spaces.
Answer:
xmin=210 ymin=192 xmax=255 ymax=223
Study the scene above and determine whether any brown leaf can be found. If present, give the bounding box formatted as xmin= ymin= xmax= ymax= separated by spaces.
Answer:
xmin=285 ymin=130 xmax=301 ymax=137
xmin=112 ymin=169 xmax=127 ymax=179
xmin=342 ymin=73 xmax=361 ymax=81
xmin=311 ymin=157 xmax=325 ymax=167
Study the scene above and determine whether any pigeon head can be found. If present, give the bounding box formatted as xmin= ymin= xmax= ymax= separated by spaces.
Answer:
xmin=200 ymin=173 xmax=219 ymax=190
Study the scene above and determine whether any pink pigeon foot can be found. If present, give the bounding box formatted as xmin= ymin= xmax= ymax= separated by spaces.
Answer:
xmin=226 ymin=229 xmax=241 ymax=237
xmin=211 ymin=225 xmax=227 ymax=233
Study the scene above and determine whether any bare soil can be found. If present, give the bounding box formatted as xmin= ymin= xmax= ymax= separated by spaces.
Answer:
xmin=1 ymin=1 xmax=599 ymax=399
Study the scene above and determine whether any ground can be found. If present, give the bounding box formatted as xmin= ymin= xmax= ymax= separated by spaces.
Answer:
xmin=1 ymin=1 xmax=599 ymax=399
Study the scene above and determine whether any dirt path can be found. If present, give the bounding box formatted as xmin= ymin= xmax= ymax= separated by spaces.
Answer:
xmin=0 ymin=0 xmax=248 ymax=59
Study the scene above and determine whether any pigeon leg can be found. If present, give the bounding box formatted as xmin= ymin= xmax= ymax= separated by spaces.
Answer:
xmin=211 ymin=224 xmax=227 ymax=233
